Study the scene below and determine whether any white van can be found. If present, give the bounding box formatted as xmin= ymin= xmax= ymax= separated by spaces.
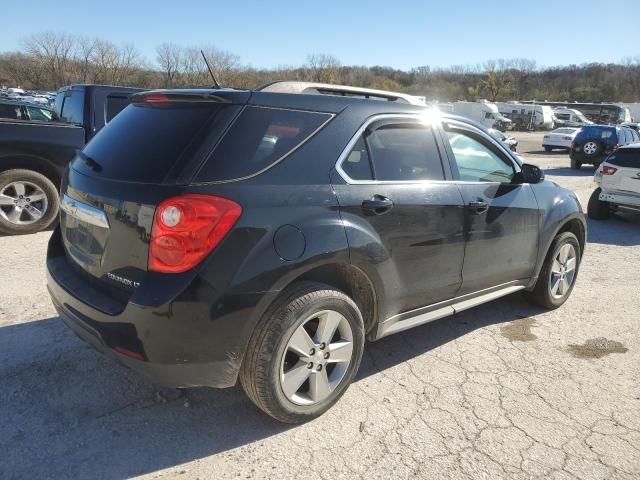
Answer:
xmin=497 ymin=102 xmax=554 ymax=130
xmin=450 ymin=101 xmax=512 ymax=130
xmin=552 ymin=107 xmax=593 ymax=128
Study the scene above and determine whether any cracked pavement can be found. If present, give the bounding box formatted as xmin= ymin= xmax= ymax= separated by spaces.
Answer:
xmin=1 ymin=132 xmax=639 ymax=479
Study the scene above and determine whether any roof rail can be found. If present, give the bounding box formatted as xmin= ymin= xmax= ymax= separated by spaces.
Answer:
xmin=256 ymin=81 xmax=426 ymax=106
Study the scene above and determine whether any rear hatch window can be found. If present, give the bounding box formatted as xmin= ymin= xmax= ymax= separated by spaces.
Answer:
xmin=195 ymin=106 xmax=332 ymax=182
xmin=607 ymin=149 xmax=640 ymax=168
xmin=73 ymin=103 xmax=224 ymax=183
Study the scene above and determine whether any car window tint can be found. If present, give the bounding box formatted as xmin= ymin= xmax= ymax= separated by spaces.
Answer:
xmin=60 ymin=90 xmax=84 ymax=125
xmin=79 ymin=103 xmax=223 ymax=183
xmin=365 ymin=123 xmax=444 ymax=181
xmin=607 ymin=151 xmax=640 ymax=168
xmin=0 ymin=103 xmax=21 ymax=119
xmin=446 ymin=130 xmax=515 ymax=183
xmin=27 ymin=106 xmax=52 ymax=121
xmin=342 ymin=136 xmax=373 ymax=180
xmin=106 ymin=95 xmax=131 ymax=122
xmin=197 ymin=106 xmax=332 ymax=182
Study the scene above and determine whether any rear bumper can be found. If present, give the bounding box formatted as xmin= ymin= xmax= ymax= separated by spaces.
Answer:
xmin=570 ymin=151 xmax=605 ymax=165
xmin=599 ymin=190 xmax=640 ymax=209
xmin=46 ymin=229 xmax=263 ymax=389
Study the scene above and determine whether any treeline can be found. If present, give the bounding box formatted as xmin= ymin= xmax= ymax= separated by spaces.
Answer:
xmin=1 ymin=32 xmax=640 ymax=102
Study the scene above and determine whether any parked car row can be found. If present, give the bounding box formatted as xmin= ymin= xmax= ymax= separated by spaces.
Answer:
xmin=0 ymin=87 xmax=56 ymax=106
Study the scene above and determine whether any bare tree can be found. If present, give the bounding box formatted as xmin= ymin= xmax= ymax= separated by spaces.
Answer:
xmin=156 ymin=43 xmax=182 ymax=87
xmin=23 ymin=32 xmax=77 ymax=88
xmin=306 ymin=53 xmax=341 ymax=83
xmin=76 ymin=37 xmax=97 ymax=83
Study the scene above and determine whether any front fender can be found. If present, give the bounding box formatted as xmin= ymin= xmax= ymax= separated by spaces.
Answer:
xmin=529 ymin=182 xmax=586 ymax=286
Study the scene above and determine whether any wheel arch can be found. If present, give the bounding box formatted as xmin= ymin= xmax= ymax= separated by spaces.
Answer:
xmin=290 ymin=263 xmax=379 ymax=337
xmin=0 ymin=154 xmax=63 ymax=190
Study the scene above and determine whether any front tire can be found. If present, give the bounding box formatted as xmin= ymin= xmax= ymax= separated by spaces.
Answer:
xmin=526 ymin=232 xmax=581 ymax=309
xmin=0 ymin=169 xmax=59 ymax=235
xmin=544 ymin=146 xmax=553 ymax=152
xmin=240 ymin=282 xmax=365 ymax=423
xmin=587 ymin=188 xmax=610 ymax=220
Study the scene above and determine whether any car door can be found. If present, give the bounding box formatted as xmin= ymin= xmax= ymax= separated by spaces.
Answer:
xmin=332 ymin=114 xmax=466 ymax=318
xmin=440 ymin=119 xmax=540 ymax=295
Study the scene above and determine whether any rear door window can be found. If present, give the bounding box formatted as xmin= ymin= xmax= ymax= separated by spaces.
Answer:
xmin=366 ymin=123 xmax=444 ymax=181
xmin=195 ymin=106 xmax=332 ymax=182
xmin=60 ymin=90 xmax=84 ymax=125
xmin=75 ymin=103 xmax=224 ymax=183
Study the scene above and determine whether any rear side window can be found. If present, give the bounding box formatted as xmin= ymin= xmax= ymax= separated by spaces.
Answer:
xmin=26 ymin=106 xmax=53 ymax=121
xmin=196 ymin=106 xmax=332 ymax=182
xmin=0 ymin=103 xmax=21 ymax=119
xmin=76 ymin=103 xmax=223 ymax=183
xmin=60 ymin=90 xmax=84 ymax=125
xmin=106 ymin=94 xmax=131 ymax=122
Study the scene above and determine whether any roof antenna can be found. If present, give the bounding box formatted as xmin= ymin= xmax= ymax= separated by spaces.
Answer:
xmin=200 ymin=50 xmax=221 ymax=89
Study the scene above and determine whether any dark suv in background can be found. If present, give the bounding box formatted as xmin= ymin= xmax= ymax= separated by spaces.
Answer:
xmin=570 ymin=125 xmax=640 ymax=169
xmin=47 ymin=82 xmax=586 ymax=423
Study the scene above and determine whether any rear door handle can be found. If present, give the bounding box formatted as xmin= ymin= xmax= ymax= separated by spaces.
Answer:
xmin=362 ymin=195 xmax=394 ymax=215
xmin=468 ymin=200 xmax=489 ymax=215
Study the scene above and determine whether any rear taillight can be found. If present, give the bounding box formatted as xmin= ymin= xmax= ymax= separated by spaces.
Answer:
xmin=602 ymin=166 xmax=618 ymax=175
xmin=148 ymin=194 xmax=242 ymax=273
xmin=570 ymin=142 xmax=576 ymax=150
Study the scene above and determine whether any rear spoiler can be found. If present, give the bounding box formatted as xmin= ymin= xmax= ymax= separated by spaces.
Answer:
xmin=131 ymin=89 xmax=249 ymax=105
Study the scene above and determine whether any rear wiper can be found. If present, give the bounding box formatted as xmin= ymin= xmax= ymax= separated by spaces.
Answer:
xmin=76 ymin=150 xmax=102 ymax=171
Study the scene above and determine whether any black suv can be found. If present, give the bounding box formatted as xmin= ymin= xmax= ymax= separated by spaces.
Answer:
xmin=47 ymin=82 xmax=586 ymax=423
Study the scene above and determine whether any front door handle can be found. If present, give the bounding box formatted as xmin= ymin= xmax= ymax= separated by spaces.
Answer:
xmin=468 ymin=200 xmax=489 ymax=215
xmin=362 ymin=195 xmax=394 ymax=215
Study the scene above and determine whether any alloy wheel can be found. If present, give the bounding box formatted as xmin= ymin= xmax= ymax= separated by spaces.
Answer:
xmin=0 ymin=181 xmax=48 ymax=225
xmin=549 ymin=243 xmax=577 ymax=299
xmin=280 ymin=310 xmax=354 ymax=406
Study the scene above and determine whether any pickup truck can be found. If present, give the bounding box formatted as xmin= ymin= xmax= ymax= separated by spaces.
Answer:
xmin=0 ymin=84 xmax=143 ymax=235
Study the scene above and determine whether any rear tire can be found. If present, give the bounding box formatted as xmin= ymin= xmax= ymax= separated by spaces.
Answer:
xmin=0 ymin=169 xmax=59 ymax=235
xmin=570 ymin=158 xmax=582 ymax=170
xmin=240 ymin=282 xmax=365 ymax=423
xmin=544 ymin=146 xmax=553 ymax=152
xmin=526 ymin=232 xmax=581 ymax=309
xmin=587 ymin=188 xmax=610 ymax=220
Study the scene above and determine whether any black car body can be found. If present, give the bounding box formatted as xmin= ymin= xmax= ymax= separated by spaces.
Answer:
xmin=47 ymin=84 xmax=586 ymax=422
xmin=0 ymin=84 xmax=143 ymax=235
xmin=569 ymin=125 xmax=640 ymax=169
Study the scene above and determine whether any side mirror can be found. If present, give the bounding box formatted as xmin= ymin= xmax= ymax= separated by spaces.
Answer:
xmin=520 ymin=163 xmax=545 ymax=184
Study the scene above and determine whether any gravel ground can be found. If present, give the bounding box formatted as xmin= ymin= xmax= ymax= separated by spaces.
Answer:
xmin=1 ymin=131 xmax=639 ymax=480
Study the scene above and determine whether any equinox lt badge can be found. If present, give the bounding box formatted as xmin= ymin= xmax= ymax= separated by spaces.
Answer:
xmin=107 ymin=272 xmax=140 ymax=288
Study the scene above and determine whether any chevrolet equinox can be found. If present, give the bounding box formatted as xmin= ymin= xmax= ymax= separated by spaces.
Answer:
xmin=47 ymin=82 xmax=586 ymax=423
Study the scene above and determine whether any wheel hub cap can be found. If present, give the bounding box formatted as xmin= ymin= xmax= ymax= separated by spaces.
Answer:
xmin=280 ymin=310 xmax=354 ymax=406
